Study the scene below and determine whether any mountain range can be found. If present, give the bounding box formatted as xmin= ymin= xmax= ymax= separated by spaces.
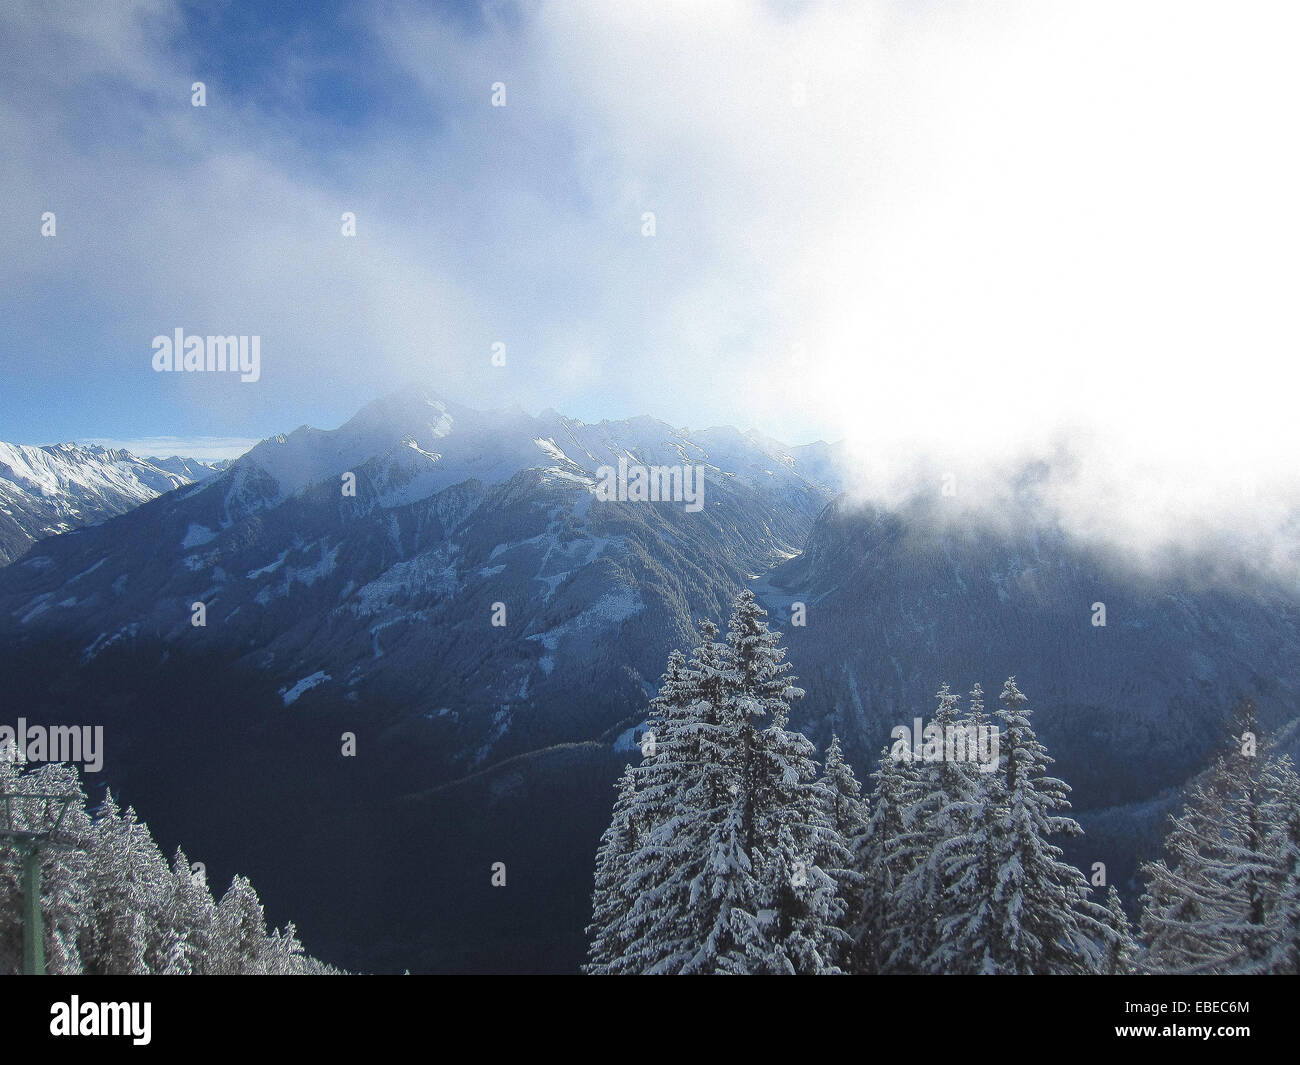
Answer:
xmin=0 ymin=441 xmax=229 ymax=566
xmin=1 ymin=388 xmax=1296 ymax=972
xmin=0 ymin=392 xmax=836 ymax=767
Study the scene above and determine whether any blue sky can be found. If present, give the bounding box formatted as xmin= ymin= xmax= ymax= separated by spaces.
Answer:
xmin=2 ymin=0 xmax=1299 ymax=559
xmin=7 ymin=0 xmax=850 ymax=457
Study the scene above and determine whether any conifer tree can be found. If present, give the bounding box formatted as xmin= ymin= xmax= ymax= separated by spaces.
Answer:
xmin=584 ymin=765 xmax=641 ymax=974
xmin=1101 ymin=886 xmax=1139 ymax=974
xmin=589 ymin=591 xmax=851 ymax=974
xmin=620 ymin=635 xmax=720 ymax=973
xmin=972 ymin=678 xmax=1106 ymax=973
xmin=721 ymin=590 xmax=845 ymax=974
xmin=929 ymin=682 xmax=1010 ymax=974
xmin=885 ymin=683 xmax=988 ymax=972
xmin=1141 ymin=700 xmax=1294 ymax=974
xmin=214 ymin=875 xmax=270 ymax=975
xmin=1264 ymin=755 xmax=1300 ymax=974
xmin=680 ymin=594 xmax=796 ymax=973
xmin=165 ymin=848 xmax=218 ymax=975
xmin=80 ymin=792 xmax=174 ymax=975
xmin=813 ymin=734 xmax=870 ymax=970
xmin=861 ymin=741 xmax=924 ymax=972
xmin=262 ymin=922 xmax=310 ymax=974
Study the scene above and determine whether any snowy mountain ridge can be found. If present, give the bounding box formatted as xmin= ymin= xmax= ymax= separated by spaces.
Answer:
xmin=0 ymin=440 xmax=228 ymax=566
xmin=225 ymin=389 xmax=842 ymax=512
xmin=0 ymin=388 xmax=839 ymax=773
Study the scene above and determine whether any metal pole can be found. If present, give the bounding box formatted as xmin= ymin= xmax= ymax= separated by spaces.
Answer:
xmin=21 ymin=846 xmax=44 ymax=976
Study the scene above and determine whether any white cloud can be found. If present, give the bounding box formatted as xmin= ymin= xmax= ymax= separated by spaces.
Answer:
xmin=3 ymin=0 xmax=1298 ymax=567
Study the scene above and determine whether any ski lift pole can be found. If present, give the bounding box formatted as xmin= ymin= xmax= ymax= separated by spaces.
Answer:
xmin=21 ymin=843 xmax=44 ymax=975
xmin=1 ymin=788 xmax=80 ymax=976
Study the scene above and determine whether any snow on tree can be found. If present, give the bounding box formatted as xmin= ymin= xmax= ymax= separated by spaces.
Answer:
xmin=584 ymin=764 xmax=642 ymax=974
xmin=214 ymin=874 xmax=271 ymax=974
xmin=861 ymin=739 xmax=925 ymax=973
xmin=883 ymin=683 xmax=990 ymax=973
xmin=1264 ymin=755 xmax=1300 ymax=974
xmin=585 ymin=630 xmax=1164 ymax=977
xmin=924 ymin=682 xmax=1014 ymax=974
xmin=712 ymin=589 xmax=845 ymax=974
xmin=813 ymin=734 xmax=870 ymax=971
xmin=933 ymin=760 xmax=1007 ymax=974
xmin=587 ymin=591 xmax=852 ymax=974
xmin=940 ymin=677 xmax=1107 ymax=974
xmin=163 ymin=848 xmax=217 ymax=975
xmin=0 ymin=753 xmax=333 ymax=975
xmin=261 ymin=922 xmax=311 ymax=974
xmin=79 ymin=791 xmax=176 ymax=975
xmin=1141 ymin=699 xmax=1298 ymax=974
xmin=1101 ymin=885 xmax=1139 ymax=974
xmin=1140 ymin=776 xmax=1231 ymax=974
xmin=676 ymin=596 xmax=785 ymax=974
xmin=618 ymin=636 xmax=721 ymax=974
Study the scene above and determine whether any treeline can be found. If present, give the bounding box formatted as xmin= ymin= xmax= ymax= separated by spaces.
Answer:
xmin=585 ymin=590 xmax=1300 ymax=974
xmin=0 ymin=756 xmax=338 ymax=975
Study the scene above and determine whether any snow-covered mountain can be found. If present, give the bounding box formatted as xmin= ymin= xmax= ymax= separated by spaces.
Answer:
xmin=0 ymin=390 xmax=835 ymax=769
xmin=147 ymin=455 xmax=235 ymax=482
xmin=0 ymin=441 xmax=227 ymax=566
xmin=6 ymin=389 xmax=1296 ymax=972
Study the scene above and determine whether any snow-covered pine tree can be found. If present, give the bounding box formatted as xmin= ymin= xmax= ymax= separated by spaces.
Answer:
xmin=972 ymin=677 xmax=1107 ymax=974
xmin=925 ymin=682 xmax=1012 ymax=974
xmin=1264 ymin=754 xmax=1300 ymax=974
xmin=589 ymin=595 xmax=851 ymax=974
xmin=1101 ymin=885 xmax=1139 ymax=974
xmin=213 ymin=875 xmax=271 ymax=974
xmin=591 ymin=621 xmax=740 ymax=974
xmin=79 ymin=791 xmax=176 ymax=975
xmin=618 ymin=632 xmax=723 ymax=973
xmin=1216 ymin=699 xmax=1276 ymax=973
xmin=860 ymin=740 xmax=925 ymax=973
xmin=1139 ymin=774 xmax=1228 ymax=975
xmin=675 ymin=601 xmax=770 ymax=974
xmin=163 ymin=848 xmax=218 ymax=974
xmin=813 ymin=734 xmax=871 ymax=972
xmin=885 ymin=683 xmax=989 ymax=973
xmin=934 ymin=761 xmax=1007 ymax=973
xmin=584 ymin=764 xmax=642 ymax=974
xmin=1141 ymin=700 xmax=1293 ymax=974
xmin=719 ymin=589 xmax=846 ymax=974
xmin=262 ymin=922 xmax=310 ymax=974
